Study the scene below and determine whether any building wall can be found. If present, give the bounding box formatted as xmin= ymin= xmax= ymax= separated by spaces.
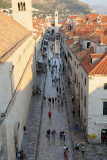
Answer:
xmin=79 ymin=67 xmax=89 ymax=135
xmin=12 ymin=0 xmax=33 ymax=30
xmin=0 ymin=35 xmax=35 ymax=159
xmin=88 ymin=75 xmax=107 ymax=143
xmin=96 ymin=45 xmax=107 ymax=53
xmin=81 ymin=39 xmax=97 ymax=52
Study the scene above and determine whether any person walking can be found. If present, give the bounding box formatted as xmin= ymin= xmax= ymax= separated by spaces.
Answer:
xmin=62 ymin=88 xmax=65 ymax=95
xmin=72 ymin=109 xmax=75 ymax=117
xmin=65 ymin=148 xmax=69 ymax=159
xmin=63 ymin=131 xmax=66 ymax=141
xmin=46 ymin=129 xmax=51 ymax=140
xmin=56 ymin=87 xmax=58 ymax=94
xmin=23 ymin=126 xmax=27 ymax=134
xmin=81 ymin=144 xmax=85 ymax=155
xmin=59 ymin=131 xmax=63 ymax=140
xmin=72 ymin=95 xmax=74 ymax=104
xmin=52 ymin=97 xmax=54 ymax=104
xmin=51 ymin=130 xmax=56 ymax=140
xmin=75 ymin=141 xmax=80 ymax=150
xmin=48 ymin=111 xmax=51 ymax=119
xmin=63 ymin=144 xmax=67 ymax=151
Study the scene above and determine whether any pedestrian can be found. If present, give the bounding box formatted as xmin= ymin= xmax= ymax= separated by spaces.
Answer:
xmin=75 ymin=141 xmax=80 ymax=150
xmin=57 ymin=96 xmax=60 ymax=103
xmin=51 ymin=130 xmax=56 ymax=140
xmin=72 ymin=109 xmax=75 ymax=116
xmin=48 ymin=111 xmax=51 ymax=119
xmin=56 ymin=87 xmax=58 ymax=93
xmin=59 ymin=131 xmax=63 ymax=140
xmin=72 ymin=95 xmax=74 ymax=103
xmin=20 ymin=150 xmax=26 ymax=159
xmin=59 ymin=87 xmax=61 ymax=94
xmin=63 ymin=144 xmax=67 ymax=151
xmin=81 ymin=144 xmax=85 ymax=155
xmin=48 ymin=96 xmax=51 ymax=102
xmin=52 ymin=97 xmax=54 ymax=104
xmin=46 ymin=129 xmax=51 ymax=140
xmin=44 ymin=96 xmax=46 ymax=100
xmin=63 ymin=131 xmax=66 ymax=141
xmin=62 ymin=88 xmax=65 ymax=95
xmin=23 ymin=126 xmax=26 ymax=134
xmin=65 ymin=148 xmax=69 ymax=159
xmin=101 ymin=134 xmax=105 ymax=143
xmin=16 ymin=152 xmax=20 ymax=159
xmin=32 ymin=88 xmax=36 ymax=96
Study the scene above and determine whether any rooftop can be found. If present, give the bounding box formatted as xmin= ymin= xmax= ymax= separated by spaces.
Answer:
xmin=0 ymin=10 xmax=31 ymax=59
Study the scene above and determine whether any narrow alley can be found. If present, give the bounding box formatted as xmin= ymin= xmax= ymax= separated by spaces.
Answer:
xmin=21 ymin=34 xmax=107 ymax=160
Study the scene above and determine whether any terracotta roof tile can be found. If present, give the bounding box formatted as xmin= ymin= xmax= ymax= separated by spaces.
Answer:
xmin=65 ymin=38 xmax=74 ymax=45
xmin=103 ymin=35 xmax=107 ymax=44
xmin=81 ymin=53 xmax=107 ymax=74
xmin=75 ymin=47 xmax=94 ymax=61
xmin=0 ymin=10 xmax=31 ymax=59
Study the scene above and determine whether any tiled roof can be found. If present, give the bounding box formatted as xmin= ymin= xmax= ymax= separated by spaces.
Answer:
xmin=65 ymin=38 xmax=74 ymax=45
xmin=84 ymin=14 xmax=98 ymax=21
xmin=81 ymin=53 xmax=107 ymax=74
xmin=81 ymin=32 xmax=100 ymax=43
xmin=75 ymin=47 xmax=94 ymax=61
xmin=0 ymin=10 xmax=31 ymax=59
xmin=103 ymin=35 xmax=107 ymax=44
xmin=90 ymin=53 xmax=104 ymax=58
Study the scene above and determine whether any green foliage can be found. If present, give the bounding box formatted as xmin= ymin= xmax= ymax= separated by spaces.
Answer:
xmin=0 ymin=0 xmax=11 ymax=8
xmin=33 ymin=0 xmax=91 ymax=19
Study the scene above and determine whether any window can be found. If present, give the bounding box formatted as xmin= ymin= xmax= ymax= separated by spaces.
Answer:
xmin=87 ymin=42 xmax=91 ymax=48
xmin=84 ymin=78 xmax=86 ymax=85
xmin=23 ymin=2 xmax=26 ymax=11
xmin=75 ymin=61 xmax=76 ymax=66
xmin=75 ymin=74 xmax=76 ymax=83
xmin=104 ymin=83 xmax=107 ymax=89
xmin=81 ymin=88 xmax=83 ymax=100
xmin=84 ymin=95 xmax=86 ymax=107
xmin=18 ymin=2 xmax=26 ymax=11
xmin=103 ymin=102 xmax=107 ymax=115
xmin=20 ymin=2 xmax=23 ymax=11
xmin=18 ymin=3 xmax=20 ymax=11
xmin=81 ymin=73 xmax=83 ymax=79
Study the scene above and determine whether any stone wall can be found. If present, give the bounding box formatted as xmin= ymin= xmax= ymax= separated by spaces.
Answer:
xmin=88 ymin=75 xmax=107 ymax=143
xmin=0 ymin=34 xmax=36 ymax=159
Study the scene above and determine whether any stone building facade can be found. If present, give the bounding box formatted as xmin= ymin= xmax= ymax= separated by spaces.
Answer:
xmin=61 ymin=29 xmax=107 ymax=143
xmin=0 ymin=0 xmax=36 ymax=159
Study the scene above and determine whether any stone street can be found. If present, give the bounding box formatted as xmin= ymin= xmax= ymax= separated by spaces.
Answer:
xmin=21 ymin=39 xmax=107 ymax=160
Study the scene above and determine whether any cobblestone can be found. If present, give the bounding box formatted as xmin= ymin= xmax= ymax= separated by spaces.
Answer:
xmin=21 ymin=40 xmax=107 ymax=160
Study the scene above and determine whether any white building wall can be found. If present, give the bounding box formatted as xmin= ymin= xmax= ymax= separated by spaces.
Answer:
xmin=96 ymin=45 xmax=107 ymax=53
xmin=80 ymin=67 xmax=89 ymax=134
xmin=0 ymin=35 xmax=35 ymax=113
xmin=81 ymin=40 xmax=97 ymax=52
xmin=12 ymin=0 xmax=33 ymax=30
xmin=88 ymin=75 xmax=107 ymax=143
xmin=0 ymin=35 xmax=36 ymax=159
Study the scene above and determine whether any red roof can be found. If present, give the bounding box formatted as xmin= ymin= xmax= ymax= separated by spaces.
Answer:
xmin=81 ymin=53 xmax=107 ymax=74
xmin=75 ymin=47 xmax=94 ymax=61
xmin=65 ymin=38 xmax=74 ymax=45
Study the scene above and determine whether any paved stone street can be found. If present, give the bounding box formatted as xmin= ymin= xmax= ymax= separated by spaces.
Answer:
xmin=21 ymin=39 xmax=107 ymax=160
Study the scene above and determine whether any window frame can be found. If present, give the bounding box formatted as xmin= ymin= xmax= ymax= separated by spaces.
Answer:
xmin=87 ymin=42 xmax=91 ymax=48
xmin=84 ymin=95 xmax=86 ymax=108
xmin=103 ymin=102 xmax=107 ymax=115
xmin=104 ymin=83 xmax=107 ymax=90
